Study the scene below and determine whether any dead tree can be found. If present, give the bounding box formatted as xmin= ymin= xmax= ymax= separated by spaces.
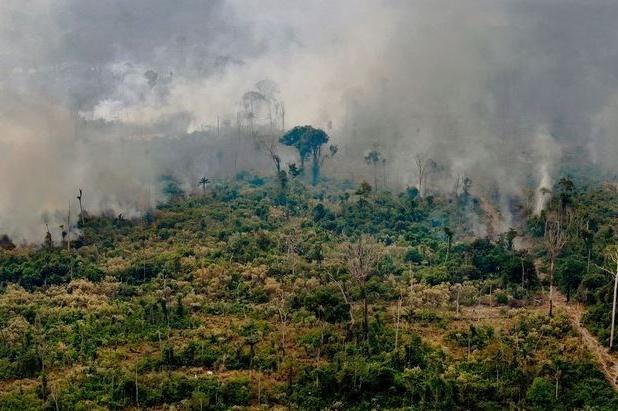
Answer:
xmin=76 ymin=189 xmax=84 ymax=225
xmin=382 ymin=158 xmax=388 ymax=190
xmin=544 ymin=213 xmax=568 ymax=317
xmin=395 ymin=296 xmax=402 ymax=350
xmin=67 ymin=201 xmax=71 ymax=251
xmin=275 ymin=289 xmax=291 ymax=359
xmin=44 ymin=224 xmax=53 ymax=249
xmin=198 ymin=177 xmax=210 ymax=195
xmin=343 ymin=235 xmax=383 ymax=342
xmin=415 ymin=154 xmax=435 ymax=199
xmin=453 ymin=174 xmax=463 ymax=198
xmin=415 ymin=154 xmax=427 ymax=198
xmin=258 ymin=136 xmax=286 ymax=189
xmin=364 ymin=148 xmax=382 ymax=192
xmin=59 ymin=225 xmax=66 ymax=245
xmin=598 ymin=246 xmax=618 ymax=350
xmin=330 ymin=268 xmax=355 ymax=334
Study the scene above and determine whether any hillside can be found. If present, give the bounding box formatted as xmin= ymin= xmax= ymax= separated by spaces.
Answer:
xmin=0 ymin=176 xmax=617 ymax=410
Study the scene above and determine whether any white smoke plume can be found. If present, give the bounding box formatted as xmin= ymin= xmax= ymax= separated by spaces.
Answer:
xmin=2 ymin=0 xmax=618 ymax=241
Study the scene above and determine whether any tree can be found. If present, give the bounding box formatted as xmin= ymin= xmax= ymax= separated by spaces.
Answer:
xmin=582 ymin=228 xmax=594 ymax=273
xmin=544 ymin=214 xmax=568 ymax=317
xmin=198 ymin=177 xmax=210 ymax=195
xmin=504 ymin=227 xmax=518 ymax=251
xmin=76 ymin=189 xmax=84 ymax=225
xmin=414 ymin=154 xmax=435 ymax=199
xmin=364 ymin=148 xmax=382 ymax=191
xmin=556 ymin=256 xmax=585 ymax=302
xmin=443 ymin=227 xmax=454 ymax=263
xmin=598 ymin=245 xmax=618 ymax=349
xmin=355 ymin=181 xmax=372 ymax=197
xmin=161 ymin=175 xmax=185 ymax=200
xmin=0 ymin=234 xmax=15 ymax=250
xmin=557 ymin=177 xmax=575 ymax=216
xmin=382 ymin=157 xmax=388 ymax=190
xmin=44 ymin=224 xmax=53 ymax=249
xmin=287 ymin=163 xmax=301 ymax=178
xmin=526 ymin=377 xmax=555 ymax=408
xmin=342 ymin=235 xmax=383 ymax=342
xmin=280 ymin=126 xmax=331 ymax=185
xmin=257 ymin=135 xmax=286 ymax=189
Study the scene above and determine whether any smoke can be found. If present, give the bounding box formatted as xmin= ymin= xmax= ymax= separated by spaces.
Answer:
xmin=2 ymin=0 xmax=618 ymax=241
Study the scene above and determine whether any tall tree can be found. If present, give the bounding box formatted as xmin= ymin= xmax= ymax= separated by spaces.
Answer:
xmin=198 ymin=177 xmax=210 ymax=195
xmin=342 ymin=235 xmax=383 ymax=342
xmin=598 ymin=245 xmax=618 ymax=350
xmin=280 ymin=125 xmax=331 ymax=185
xmin=76 ymin=189 xmax=84 ymax=225
xmin=382 ymin=157 xmax=388 ymax=189
xmin=443 ymin=227 xmax=454 ymax=263
xmin=557 ymin=177 xmax=575 ymax=217
xmin=544 ymin=213 xmax=569 ymax=317
xmin=257 ymin=135 xmax=287 ymax=190
xmin=364 ymin=148 xmax=382 ymax=192
xmin=414 ymin=154 xmax=435 ymax=199
xmin=44 ymin=224 xmax=53 ymax=249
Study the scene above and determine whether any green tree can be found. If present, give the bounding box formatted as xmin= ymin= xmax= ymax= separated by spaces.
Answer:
xmin=280 ymin=125 xmax=330 ymax=185
xmin=556 ymin=255 xmax=585 ymax=301
xmin=443 ymin=227 xmax=454 ymax=263
xmin=526 ymin=377 xmax=555 ymax=409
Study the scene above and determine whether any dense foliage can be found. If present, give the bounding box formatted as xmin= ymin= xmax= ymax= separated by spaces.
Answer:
xmin=0 ymin=175 xmax=616 ymax=409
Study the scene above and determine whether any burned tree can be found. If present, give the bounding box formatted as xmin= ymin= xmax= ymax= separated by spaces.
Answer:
xmin=0 ymin=234 xmax=15 ymax=250
xmin=198 ymin=177 xmax=210 ymax=195
xmin=414 ymin=154 xmax=436 ymax=199
xmin=44 ymin=224 xmax=53 ymax=249
xmin=257 ymin=135 xmax=287 ymax=190
xmin=382 ymin=157 xmax=388 ymax=189
xmin=598 ymin=245 xmax=618 ymax=349
xmin=364 ymin=148 xmax=383 ymax=192
xmin=342 ymin=235 xmax=383 ymax=342
xmin=544 ymin=213 xmax=569 ymax=317
xmin=76 ymin=189 xmax=85 ymax=225
xmin=443 ymin=227 xmax=454 ymax=263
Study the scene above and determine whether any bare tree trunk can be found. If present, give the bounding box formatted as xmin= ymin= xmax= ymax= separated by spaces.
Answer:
xmin=77 ymin=189 xmax=84 ymax=225
xmin=67 ymin=201 xmax=71 ymax=252
xmin=610 ymin=262 xmax=618 ymax=349
xmin=257 ymin=369 xmax=261 ymax=405
xmin=549 ymin=259 xmax=554 ymax=317
xmin=68 ymin=201 xmax=73 ymax=280
xmin=521 ymin=257 xmax=526 ymax=289
xmin=456 ymin=285 xmax=461 ymax=318
xmin=395 ymin=297 xmax=401 ymax=350
xmin=363 ymin=287 xmax=369 ymax=342
xmin=135 ymin=367 xmax=139 ymax=407
xmin=374 ymin=164 xmax=378 ymax=192
xmin=334 ymin=279 xmax=354 ymax=328
xmin=555 ymin=372 xmax=560 ymax=400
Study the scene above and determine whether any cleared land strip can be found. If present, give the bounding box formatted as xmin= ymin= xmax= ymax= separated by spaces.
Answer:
xmin=553 ymin=290 xmax=618 ymax=391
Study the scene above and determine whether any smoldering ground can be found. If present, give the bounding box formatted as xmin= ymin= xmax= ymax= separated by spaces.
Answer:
xmin=1 ymin=0 xmax=618 ymax=242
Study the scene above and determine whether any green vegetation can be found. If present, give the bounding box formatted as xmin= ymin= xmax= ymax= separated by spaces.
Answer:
xmin=530 ymin=179 xmax=618 ymax=349
xmin=0 ymin=174 xmax=616 ymax=409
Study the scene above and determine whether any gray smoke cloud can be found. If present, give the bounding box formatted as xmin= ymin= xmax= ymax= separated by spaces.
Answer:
xmin=1 ymin=0 xmax=618 ymax=241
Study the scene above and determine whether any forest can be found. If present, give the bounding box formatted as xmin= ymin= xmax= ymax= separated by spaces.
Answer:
xmin=1 ymin=144 xmax=618 ymax=409
xmin=3 ymin=1 xmax=618 ymax=410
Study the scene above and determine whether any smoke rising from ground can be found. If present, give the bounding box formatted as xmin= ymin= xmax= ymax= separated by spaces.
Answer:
xmin=1 ymin=1 xmax=618 ymax=241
